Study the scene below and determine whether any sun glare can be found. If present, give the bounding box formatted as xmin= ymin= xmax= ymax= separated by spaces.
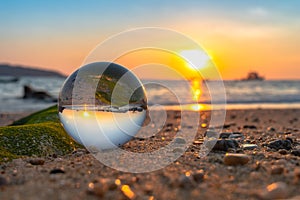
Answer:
xmin=180 ymin=49 xmax=211 ymax=70
xmin=191 ymin=79 xmax=202 ymax=102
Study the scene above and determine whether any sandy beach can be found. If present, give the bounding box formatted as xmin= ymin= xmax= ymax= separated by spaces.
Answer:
xmin=0 ymin=108 xmax=299 ymax=200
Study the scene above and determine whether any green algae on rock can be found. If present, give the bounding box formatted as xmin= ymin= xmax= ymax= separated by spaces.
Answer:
xmin=0 ymin=105 xmax=81 ymax=163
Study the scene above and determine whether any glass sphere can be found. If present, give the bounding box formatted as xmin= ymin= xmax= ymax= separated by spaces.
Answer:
xmin=58 ymin=62 xmax=147 ymax=150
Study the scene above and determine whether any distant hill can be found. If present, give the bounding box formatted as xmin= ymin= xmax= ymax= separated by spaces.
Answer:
xmin=0 ymin=64 xmax=66 ymax=77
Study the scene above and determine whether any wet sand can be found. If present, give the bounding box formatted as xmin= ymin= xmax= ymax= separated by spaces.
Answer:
xmin=0 ymin=109 xmax=299 ymax=200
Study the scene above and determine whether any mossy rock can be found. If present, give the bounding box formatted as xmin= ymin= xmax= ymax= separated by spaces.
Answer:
xmin=0 ymin=105 xmax=81 ymax=163
xmin=12 ymin=105 xmax=60 ymax=125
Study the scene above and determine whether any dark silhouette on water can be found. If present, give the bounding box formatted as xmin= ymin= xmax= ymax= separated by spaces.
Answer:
xmin=23 ymin=85 xmax=56 ymax=102
xmin=242 ymin=71 xmax=264 ymax=81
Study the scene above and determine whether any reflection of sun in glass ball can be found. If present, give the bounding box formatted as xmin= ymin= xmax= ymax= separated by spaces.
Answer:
xmin=58 ymin=62 xmax=147 ymax=150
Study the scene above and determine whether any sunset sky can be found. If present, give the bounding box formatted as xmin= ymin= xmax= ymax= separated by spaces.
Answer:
xmin=1 ymin=1 xmax=300 ymax=80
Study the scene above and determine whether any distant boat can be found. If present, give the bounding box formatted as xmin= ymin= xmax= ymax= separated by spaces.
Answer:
xmin=241 ymin=72 xmax=264 ymax=81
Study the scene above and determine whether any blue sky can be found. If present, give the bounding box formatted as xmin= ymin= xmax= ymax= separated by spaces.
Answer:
xmin=1 ymin=1 xmax=300 ymax=79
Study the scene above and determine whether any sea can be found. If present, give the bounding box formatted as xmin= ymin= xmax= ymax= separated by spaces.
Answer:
xmin=0 ymin=76 xmax=300 ymax=113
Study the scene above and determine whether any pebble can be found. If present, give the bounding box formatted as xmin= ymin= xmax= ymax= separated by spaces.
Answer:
xmin=278 ymin=149 xmax=288 ymax=155
xmin=174 ymin=137 xmax=186 ymax=144
xmin=29 ymin=158 xmax=45 ymax=165
xmin=267 ymin=127 xmax=276 ymax=132
xmin=172 ymin=148 xmax=184 ymax=154
xmin=267 ymin=139 xmax=292 ymax=150
xmin=212 ymin=139 xmax=239 ymax=152
xmin=294 ymin=168 xmax=300 ymax=179
xmin=270 ymin=166 xmax=284 ymax=175
xmin=223 ymin=153 xmax=250 ymax=166
xmin=229 ymin=133 xmax=244 ymax=140
xmin=219 ymin=132 xmax=232 ymax=139
xmin=192 ymin=170 xmax=205 ymax=183
xmin=178 ymin=174 xmax=195 ymax=188
xmin=0 ymin=176 xmax=8 ymax=186
xmin=243 ymin=125 xmax=257 ymax=129
xmin=260 ymin=182 xmax=289 ymax=200
xmin=242 ymin=144 xmax=258 ymax=150
xmin=291 ymin=149 xmax=300 ymax=157
xmin=50 ymin=168 xmax=65 ymax=174
xmin=87 ymin=181 xmax=107 ymax=197
xmin=222 ymin=123 xmax=235 ymax=129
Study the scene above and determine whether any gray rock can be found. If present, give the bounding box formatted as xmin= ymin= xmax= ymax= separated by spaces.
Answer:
xmin=219 ymin=132 xmax=232 ymax=139
xmin=267 ymin=139 xmax=292 ymax=150
xmin=23 ymin=85 xmax=56 ymax=102
xmin=174 ymin=137 xmax=186 ymax=144
xmin=212 ymin=139 xmax=239 ymax=152
xmin=229 ymin=133 xmax=244 ymax=140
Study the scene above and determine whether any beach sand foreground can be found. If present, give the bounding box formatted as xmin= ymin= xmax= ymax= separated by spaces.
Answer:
xmin=0 ymin=109 xmax=299 ymax=200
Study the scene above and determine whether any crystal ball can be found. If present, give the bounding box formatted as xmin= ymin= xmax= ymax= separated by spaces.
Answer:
xmin=58 ymin=62 xmax=147 ymax=150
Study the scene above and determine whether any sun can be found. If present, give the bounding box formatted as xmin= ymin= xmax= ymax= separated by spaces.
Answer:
xmin=180 ymin=49 xmax=211 ymax=70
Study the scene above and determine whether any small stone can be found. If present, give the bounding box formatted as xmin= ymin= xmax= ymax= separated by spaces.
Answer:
xmin=294 ymin=168 xmax=300 ymax=179
xmin=270 ymin=166 xmax=284 ymax=175
xmin=260 ymin=182 xmax=288 ymax=200
xmin=192 ymin=170 xmax=204 ymax=183
xmin=174 ymin=137 xmax=186 ymax=144
xmin=229 ymin=133 xmax=244 ymax=140
xmin=242 ymin=144 xmax=258 ymax=150
xmin=267 ymin=127 xmax=276 ymax=132
xmin=222 ymin=123 xmax=235 ymax=129
xmin=172 ymin=148 xmax=184 ymax=153
xmin=212 ymin=139 xmax=239 ymax=152
xmin=291 ymin=149 xmax=300 ymax=157
xmin=87 ymin=181 xmax=108 ymax=197
xmin=243 ymin=125 xmax=257 ymax=129
xmin=50 ymin=168 xmax=65 ymax=174
xmin=29 ymin=158 xmax=45 ymax=165
xmin=166 ymin=123 xmax=173 ymax=127
xmin=219 ymin=132 xmax=232 ymax=139
xmin=178 ymin=174 xmax=195 ymax=188
xmin=267 ymin=139 xmax=292 ymax=150
xmin=0 ymin=176 xmax=8 ymax=186
xmin=224 ymin=153 xmax=250 ymax=166
xmin=278 ymin=149 xmax=288 ymax=155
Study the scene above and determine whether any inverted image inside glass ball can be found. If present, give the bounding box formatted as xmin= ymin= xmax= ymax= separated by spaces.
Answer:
xmin=58 ymin=62 xmax=147 ymax=150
